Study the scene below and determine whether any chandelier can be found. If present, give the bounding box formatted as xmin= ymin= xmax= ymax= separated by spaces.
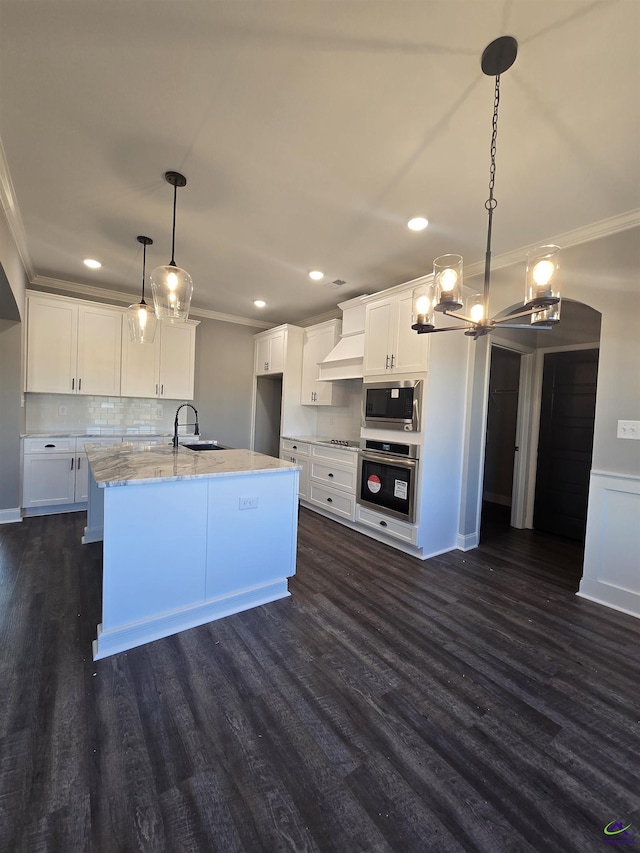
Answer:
xmin=411 ymin=36 xmax=561 ymax=340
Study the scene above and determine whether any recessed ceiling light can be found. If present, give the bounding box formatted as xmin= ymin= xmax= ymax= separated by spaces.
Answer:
xmin=407 ymin=217 xmax=429 ymax=231
xmin=254 ymin=300 xmax=266 ymax=308
xmin=83 ymin=258 xmax=102 ymax=269
xmin=309 ymin=270 xmax=324 ymax=281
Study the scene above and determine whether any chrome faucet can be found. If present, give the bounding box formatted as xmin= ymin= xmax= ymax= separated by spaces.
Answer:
xmin=173 ymin=403 xmax=200 ymax=448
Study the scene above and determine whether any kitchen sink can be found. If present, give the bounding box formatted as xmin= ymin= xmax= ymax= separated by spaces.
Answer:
xmin=180 ymin=440 xmax=231 ymax=451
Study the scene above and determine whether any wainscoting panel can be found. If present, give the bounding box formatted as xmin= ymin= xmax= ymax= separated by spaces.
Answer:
xmin=578 ymin=471 xmax=640 ymax=618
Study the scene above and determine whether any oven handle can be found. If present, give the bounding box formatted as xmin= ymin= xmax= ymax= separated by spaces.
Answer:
xmin=358 ymin=451 xmax=418 ymax=469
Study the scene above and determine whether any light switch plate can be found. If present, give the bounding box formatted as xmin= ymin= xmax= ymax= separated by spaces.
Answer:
xmin=239 ymin=496 xmax=258 ymax=510
xmin=617 ymin=420 xmax=640 ymax=439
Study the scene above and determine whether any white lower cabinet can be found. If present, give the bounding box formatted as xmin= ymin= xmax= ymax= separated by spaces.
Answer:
xmin=280 ymin=439 xmax=309 ymax=500
xmin=22 ymin=436 xmax=123 ymax=511
xmin=306 ymin=443 xmax=358 ymax=521
xmin=356 ymin=504 xmax=418 ymax=545
xmin=22 ymin=440 xmax=76 ymax=508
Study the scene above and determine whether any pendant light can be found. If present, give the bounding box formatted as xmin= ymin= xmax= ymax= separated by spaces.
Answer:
xmin=151 ymin=170 xmax=193 ymax=322
xmin=128 ymin=235 xmax=158 ymax=344
xmin=411 ymin=36 xmax=561 ymax=339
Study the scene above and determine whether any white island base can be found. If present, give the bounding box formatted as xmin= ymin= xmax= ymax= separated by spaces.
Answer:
xmin=85 ymin=445 xmax=300 ymax=660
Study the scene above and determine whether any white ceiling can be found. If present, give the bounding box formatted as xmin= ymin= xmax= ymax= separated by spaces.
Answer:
xmin=1 ymin=0 xmax=638 ymax=326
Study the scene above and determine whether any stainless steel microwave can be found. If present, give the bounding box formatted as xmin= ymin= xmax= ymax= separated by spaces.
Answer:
xmin=362 ymin=379 xmax=422 ymax=431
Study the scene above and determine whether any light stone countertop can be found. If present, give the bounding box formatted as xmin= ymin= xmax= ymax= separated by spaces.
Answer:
xmin=86 ymin=443 xmax=301 ymax=488
xmin=281 ymin=435 xmax=360 ymax=452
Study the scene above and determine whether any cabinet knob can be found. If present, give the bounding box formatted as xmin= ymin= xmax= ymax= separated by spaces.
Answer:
xmin=45 ymin=443 xmax=55 ymax=448
xmin=380 ymin=520 xmax=387 ymax=527
xmin=292 ymin=445 xmax=297 ymax=450
xmin=328 ymin=472 xmax=334 ymax=478
xmin=326 ymin=497 xmax=333 ymax=503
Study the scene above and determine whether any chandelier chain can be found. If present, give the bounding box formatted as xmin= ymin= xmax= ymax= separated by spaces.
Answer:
xmin=485 ymin=74 xmax=501 ymax=212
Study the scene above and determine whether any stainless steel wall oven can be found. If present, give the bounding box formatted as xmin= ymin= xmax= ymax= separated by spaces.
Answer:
xmin=357 ymin=439 xmax=419 ymax=523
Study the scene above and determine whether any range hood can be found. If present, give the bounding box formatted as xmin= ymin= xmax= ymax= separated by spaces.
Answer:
xmin=318 ymin=295 xmax=367 ymax=381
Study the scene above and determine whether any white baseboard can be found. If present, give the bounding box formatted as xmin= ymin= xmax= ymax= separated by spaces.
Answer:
xmin=577 ymin=582 xmax=640 ymax=619
xmin=457 ymin=532 xmax=479 ymax=551
xmin=0 ymin=507 xmax=22 ymax=524
xmin=93 ymin=579 xmax=290 ymax=659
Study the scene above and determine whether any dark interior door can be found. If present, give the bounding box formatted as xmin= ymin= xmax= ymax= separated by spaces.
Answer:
xmin=534 ymin=349 xmax=599 ymax=540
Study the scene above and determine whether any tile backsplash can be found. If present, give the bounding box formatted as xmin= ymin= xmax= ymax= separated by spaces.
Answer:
xmin=25 ymin=394 xmax=185 ymax=434
xmin=315 ymin=380 xmax=362 ymax=440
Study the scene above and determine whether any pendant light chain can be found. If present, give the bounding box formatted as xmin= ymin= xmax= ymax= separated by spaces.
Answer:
xmin=482 ymin=73 xmax=501 ymax=312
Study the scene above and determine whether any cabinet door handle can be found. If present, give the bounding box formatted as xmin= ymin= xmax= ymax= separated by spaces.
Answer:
xmin=78 ymin=378 xmax=82 ymax=391
xmin=77 ymin=457 xmax=81 ymax=469
xmin=326 ymin=497 xmax=333 ymax=503
xmin=45 ymin=443 xmax=55 ymax=448
xmin=161 ymin=384 xmax=164 ymax=395
xmin=390 ymin=354 xmax=395 ymax=368
xmin=156 ymin=384 xmax=159 ymax=396
xmin=385 ymin=355 xmax=390 ymax=369
xmin=292 ymin=445 xmax=297 ymax=450
xmin=327 ymin=472 xmax=334 ymax=478
xmin=70 ymin=457 xmax=74 ymax=470
xmin=380 ymin=520 xmax=387 ymax=527
xmin=71 ymin=378 xmax=75 ymax=390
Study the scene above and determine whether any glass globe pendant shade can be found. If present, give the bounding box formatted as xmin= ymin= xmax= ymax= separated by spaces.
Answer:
xmin=128 ymin=235 xmax=158 ymax=344
xmin=411 ymin=283 xmax=435 ymax=332
xmin=150 ymin=263 xmax=193 ymax=322
xmin=524 ymin=244 xmax=560 ymax=308
xmin=128 ymin=301 xmax=157 ymax=344
xmin=434 ymin=254 xmax=464 ymax=311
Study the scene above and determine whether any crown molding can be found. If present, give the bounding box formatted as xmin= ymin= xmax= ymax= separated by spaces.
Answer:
xmin=0 ymin=137 xmax=34 ymax=281
xmin=29 ymin=275 xmax=272 ymax=328
xmin=297 ymin=308 xmax=341 ymax=327
xmin=464 ymin=209 xmax=640 ymax=279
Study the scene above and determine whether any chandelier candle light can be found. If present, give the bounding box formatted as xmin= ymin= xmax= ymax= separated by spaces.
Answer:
xmin=151 ymin=170 xmax=193 ymax=322
xmin=411 ymin=36 xmax=561 ymax=339
xmin=128 ymin=235 xmax=158 ymax=344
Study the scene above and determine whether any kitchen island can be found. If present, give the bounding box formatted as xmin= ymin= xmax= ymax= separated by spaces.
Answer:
xmin=84 ymin=442 xmax=301 ymax=660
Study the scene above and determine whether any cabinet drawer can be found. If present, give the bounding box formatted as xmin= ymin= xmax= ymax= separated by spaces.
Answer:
xmin=310 ymin=444 xmax=357 ymax=467
xmin=309 ymin=461 xmax=356 ymax=493
xmin=356 ymin=505 xmax=418 ymax=545
xmin=23 ymin=437 xmax=75 ymax=453
xmin=281 ymin=439 xmax=310 ymax=456
xmin=308 ymin=483 xmax=355 ymax=521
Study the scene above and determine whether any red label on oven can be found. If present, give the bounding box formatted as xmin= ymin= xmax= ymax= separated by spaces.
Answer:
xmin=367 ymin=474 xmax=382 ymax=494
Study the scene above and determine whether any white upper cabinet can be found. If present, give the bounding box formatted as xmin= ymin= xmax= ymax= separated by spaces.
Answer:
xmin=158 ymin=322 xmax=197 ymax=400
xmin=26 ymin=293 xmax=122 ymax=395
xmin=255 ymin=327 xmax=285 ymax=375
xmin=121 ymin=319 xmax=197 ymax=400
xmin=301 ymin=320 xmax=344 ymax=406
xmin=363 ymin=288 xmax=428 ymax=376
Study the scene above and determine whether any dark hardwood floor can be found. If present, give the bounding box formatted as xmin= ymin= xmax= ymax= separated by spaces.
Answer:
xmin=1 ymin=507 xmax=638 ymax=852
